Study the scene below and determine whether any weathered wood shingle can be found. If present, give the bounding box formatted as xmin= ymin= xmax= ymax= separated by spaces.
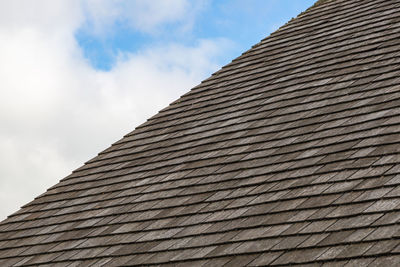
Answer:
xmin=1 ymin=0 xmax=400 ymax=265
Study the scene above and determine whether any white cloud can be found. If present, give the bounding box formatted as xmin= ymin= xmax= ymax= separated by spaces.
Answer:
xmin=81 ymin=0 xmax=208 ymax=36
xmin=0 ymin=0 xmax=231 ymax=220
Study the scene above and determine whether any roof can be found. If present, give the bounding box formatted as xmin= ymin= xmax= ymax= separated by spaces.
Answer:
xmin=1 ymin=0 xmax=400 ymax=265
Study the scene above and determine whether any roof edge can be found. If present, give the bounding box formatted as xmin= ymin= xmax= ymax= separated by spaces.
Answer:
xmin=313 ymin=0 xmax=337 ymax=8
xmin=270 ymin=0 xmax=338 ymax=36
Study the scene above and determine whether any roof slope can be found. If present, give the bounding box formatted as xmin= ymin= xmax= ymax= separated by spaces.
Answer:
xmin=1 ymin=0 xmax=400 ymax=265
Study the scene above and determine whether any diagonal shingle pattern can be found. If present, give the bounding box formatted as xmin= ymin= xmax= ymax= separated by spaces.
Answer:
xmin=1 ymin=0 xmax=400 ymax=265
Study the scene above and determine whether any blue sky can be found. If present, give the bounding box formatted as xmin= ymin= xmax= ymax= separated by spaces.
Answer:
xmin=76 ymin=0 xmax=315 ymax=71
xmin=0 ymin=0 xmax=315 ymax=220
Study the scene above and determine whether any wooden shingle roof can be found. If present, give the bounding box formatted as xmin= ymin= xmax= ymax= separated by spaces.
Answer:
xmin=1 ymin=0 xmax=400 ymax=265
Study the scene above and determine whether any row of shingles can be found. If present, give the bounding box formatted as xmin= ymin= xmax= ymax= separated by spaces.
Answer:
xmin=126 ymin=31 xmax=400 ymax=146
xmin=190 ymin=253 xmax=400 ymax=267
xmin=3 ymin=178 xmax=400 ymax=266
xmin=264 ymin=194 xmax=400 ymax=265
xmin=106 ymin=181 xmax=400 ymax=266
xmin=263 ymin=225 xmax=400 ymax=265
xmin=0 ymin=168 xmax=372 ymax=249
xmin=58 ymin=163 xmax=400 ymax=241
xmin=251 ymin=213 xmax=398 ymax=266
xmin=227 ymin=0 xmax=375 ymax=76
xmin=92 ymin=30 xmax=400 ymax=169
xmin=8 ymin=117 xmax=400 ymax=241
xmin=79 ymin=0 xmax=390 ymax=175
xmin=256 ymin=155 xmax=400 ymax=265
xmin=247 ymin=0 xmax=353 ymax=54
xmin=193 ymin=0 xmax=350 ymax=83
xmin=19 ymin=1 xmax=346 ymax=243
xmin=87 ymin=0 xmax=384 ymax=161
xmin=0 ymin=150 xmax=396 ymax=258
xmin=140 ymin=0 xmax=391 ymax=125
xmin=164 ymin=0 xmax=374 ymax=104
xmin=57 ymin=12 xmax=400 ymax=185
xmin=210 ymin=220 xmax=399 ymax=266
xmin=314 ymin=255 xmax=400 ymax=267
xmin=3 ymin=209 xmax=400 ymax=266
xmin=0 ymin=163 xmax=394 ymax=253
xmin=47 ymin=56 xmax=400 ymax=197
xmin=9 ymin=103 xmax=400 ymax=231
xmin=28 ymin=143 xmax=396 ymax=264
xmin=6 ymin=86 xmax=400 ymax=230
xmin=18 ymin=195 xmax=400 ymax=266
xmin=44 ymin=60 xmax=400 ymax=193
xmin=124 ymin=29 xmax=394 ymax=153
xmin=140 ymin=40 xmax=396 ymax=143
xmin=142 ymin=0 xmax=346 ymax=124
xmin=60 ymin=204 xmax=400 ymax=266
xmin=0 ymin=133 xmax=396 ymax=242
xmin=82 ymin=33 xmax=400 ymax=168
xmin=77 ymin=53 xmax=400 ymax=180
xmin=0 ymin=187 xmax=372 ymax=260
xmin=3 ymin=163 xmax=400 ymax=258
xmin=228 ymin=0 xmax=356 ymax=63
xmin=180 ymin=0 xmax=389 ymax=101
xmin=94 ymin=72 xmax=400 ymax=179
xmin=32 ymin=73 xmax=400 ymax=207
xmin=0 ymin=155 xmax=394 ymax=253
xmin=134 ymin=172 xmax=400 ymax=266
xmin=10 ymin=110 xmax=400 ymax=226
xmin=102 ymin=1 xmax=400 ymax=266
xmin=124 ymin=53 xmax=400 ymax=165
xmin=315 ymin=227 xmax=400 ymax=264
xmin=167 ymin=55 xmax=398 ymax=155
xmin=57 ymin=73 xmax=398 ymax=211
xmin=152 ymin=17 xmax=376 ymax=131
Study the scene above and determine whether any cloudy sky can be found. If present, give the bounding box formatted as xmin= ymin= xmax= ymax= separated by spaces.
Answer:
xmin=0 ymin=0 xmax=315 ymax=220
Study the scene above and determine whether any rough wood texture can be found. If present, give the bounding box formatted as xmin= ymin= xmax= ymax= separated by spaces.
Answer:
xmin=1 ymin=0 xmax=400 ymax=266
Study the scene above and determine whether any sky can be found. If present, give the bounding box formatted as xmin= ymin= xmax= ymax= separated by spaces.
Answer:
xmin=0 ymin=0 xmax=315 ymax=220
